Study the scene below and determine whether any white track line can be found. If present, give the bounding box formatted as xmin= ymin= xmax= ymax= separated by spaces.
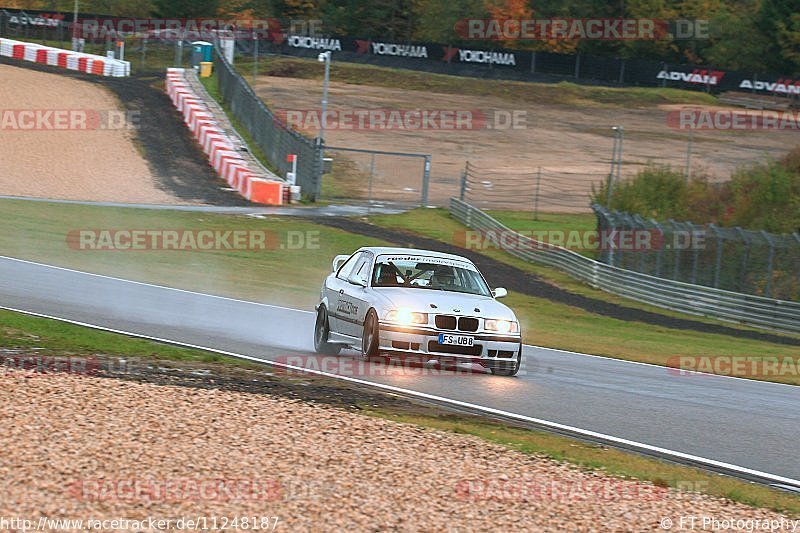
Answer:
xmin=0 ymin=303 xmax=798 ymax=490
xmin=0 ymin=255 xmax=313 ymax=315
xmin=3 ymin=254 xmax=797 ymax=386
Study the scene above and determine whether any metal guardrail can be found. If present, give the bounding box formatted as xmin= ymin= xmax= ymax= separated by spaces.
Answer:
xmin=450 ymin=198 xmax=800 ymax=335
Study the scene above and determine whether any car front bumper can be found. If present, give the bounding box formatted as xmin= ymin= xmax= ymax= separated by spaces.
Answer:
xmin=377 ymin=322 xmax=521 ymax=364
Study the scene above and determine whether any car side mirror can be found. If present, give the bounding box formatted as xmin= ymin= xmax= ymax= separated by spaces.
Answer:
xmin=332 ymin=254 xmax=349 ymax=272
xmin=348 ymin=273 xmax=367 ymax=287
xmin=492 ymin=287 xmax=508 ymax=298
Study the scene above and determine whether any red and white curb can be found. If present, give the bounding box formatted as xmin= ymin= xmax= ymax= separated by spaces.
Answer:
xmin=0 ymin=37 xmax=129 ymax=77
xmin=166 ymin=68 xmax=285 ymax=205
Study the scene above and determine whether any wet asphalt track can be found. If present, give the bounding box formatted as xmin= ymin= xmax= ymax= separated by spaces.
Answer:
xmin=1 ymin=256 xmax=799 ymax=482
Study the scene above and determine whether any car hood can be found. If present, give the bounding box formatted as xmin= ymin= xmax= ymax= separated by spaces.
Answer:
xmin=372 ymin=287 xmax=516 ymax=320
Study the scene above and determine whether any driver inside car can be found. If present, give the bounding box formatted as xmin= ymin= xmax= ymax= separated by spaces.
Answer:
xmin=429 ymin=265 xmax=457 ymax=290
xmin=375 ymin=263 xmax=400 ymax=286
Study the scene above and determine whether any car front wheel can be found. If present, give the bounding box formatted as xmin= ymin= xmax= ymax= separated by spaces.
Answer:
xmin=360 ymin=309 xmax=384 ymax=363
xmin=314 ymin=306 xmax=341 ymax=355
xmin=489 ymin=343 xmax=522 ymax=376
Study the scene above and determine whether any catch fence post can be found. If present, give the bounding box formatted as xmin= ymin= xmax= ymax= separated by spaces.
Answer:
xmin=709 ymin=225 xmax=723 ymax=288
xmin=761 ymin=231 xmax=775 ymax=298
xmin=368 ymin=153 xmax=375 ymax=207
xmin=422 ymin=155 xmax=431 ymax=207
xmin=459 ymin=167 xmax=466 ymax=202
xmin=252 ymin=31 xmax=258 ymax=85
xmin=534 ymin=167 xmax=541 ymax=221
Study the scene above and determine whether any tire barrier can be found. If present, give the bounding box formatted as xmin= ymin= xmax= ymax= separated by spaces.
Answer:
xmin=165 ymin=68 xmax=285 ymax=205
xmin=0 ymin=37 xmax=129 ymax=77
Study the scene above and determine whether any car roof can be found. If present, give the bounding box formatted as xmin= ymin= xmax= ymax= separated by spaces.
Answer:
xmin=356 ymin=246 xmax=474 ymax=265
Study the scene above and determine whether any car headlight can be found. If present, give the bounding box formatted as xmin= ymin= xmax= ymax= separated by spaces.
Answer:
xmin=386 ymin=308 xmax=428 ymax=325
xmin=484 ymin=319 xmax=519 ymax=334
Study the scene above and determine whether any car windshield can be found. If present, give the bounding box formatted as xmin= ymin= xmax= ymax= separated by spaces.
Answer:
xmin=371 ymin=255 xmax=491 ymax=296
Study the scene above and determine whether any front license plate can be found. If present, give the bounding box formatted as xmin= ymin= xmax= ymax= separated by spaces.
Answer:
xmin=438 ymin=334 xmax=474 ymax=346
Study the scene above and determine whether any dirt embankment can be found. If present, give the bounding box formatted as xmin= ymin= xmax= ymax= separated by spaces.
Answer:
xmin=256 ymin=76 xmax=795 ymax=207
xmin=0 ymin=63 xmax=174 ymax=203
xmin=0 ymin=59 xmax=253 ymax=206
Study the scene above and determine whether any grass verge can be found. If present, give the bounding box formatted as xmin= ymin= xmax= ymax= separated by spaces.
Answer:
xmin=485 ymin=210 xmax=599 ymax=258
xmin=1 ymin=308 xmax=798 ymax=515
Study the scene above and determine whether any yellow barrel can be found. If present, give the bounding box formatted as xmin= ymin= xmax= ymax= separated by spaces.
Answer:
xmin=199 ymin=61 xmax=213 ymax=77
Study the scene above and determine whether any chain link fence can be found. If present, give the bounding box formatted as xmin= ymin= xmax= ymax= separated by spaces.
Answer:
xmin=593 ymin=204 xmax=800 ymax=301
xmin=452 ymin=199 xmax=800 ymax=333
xmin=459 ymin=161 xmax=593 ymax=214
xmin=213 ymin=45 xmax=322 ymax=198
xmin=321 ymin=146 xmax=430 ymax=206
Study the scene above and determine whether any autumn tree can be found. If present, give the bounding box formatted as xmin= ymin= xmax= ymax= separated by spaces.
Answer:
xmin=151 ymin=0 xmax=220 ymax=19
xmin=412 ymin=0 xmax=487 ymax=43
xmin=322 ymin=0 xmax=416 ymax=40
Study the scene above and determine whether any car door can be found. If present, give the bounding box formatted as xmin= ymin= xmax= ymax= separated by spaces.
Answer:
xmin=327 ymin=251 xmax=362 ymax=335
xmin=342 ymin=251 xmax=374 ymax=339
xmin=335 ymin=252 xmax=373 ymax=337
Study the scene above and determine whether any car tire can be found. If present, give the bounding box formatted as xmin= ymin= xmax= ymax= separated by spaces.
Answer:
xmin=360 ymin=309 xmax=383 ymax=362
xmin=314 ymin=306 xmax=341 ymax=355
xmin=489 ymin=343 xmax=522 ymax=376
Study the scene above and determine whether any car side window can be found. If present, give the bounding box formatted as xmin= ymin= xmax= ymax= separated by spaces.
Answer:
xmin=336 ymin=252 xmax=362 ymax=281
xmin=352 ymin=254 xmax=373 ymax=284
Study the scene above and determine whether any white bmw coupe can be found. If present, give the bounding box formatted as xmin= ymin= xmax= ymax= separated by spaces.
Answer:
xmin=314 ymin=247 xmax=522 ymax=376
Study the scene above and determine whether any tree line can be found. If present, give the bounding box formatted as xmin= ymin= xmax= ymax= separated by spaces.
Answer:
xmin=6 ymin=0 xmax=799 ymax=75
